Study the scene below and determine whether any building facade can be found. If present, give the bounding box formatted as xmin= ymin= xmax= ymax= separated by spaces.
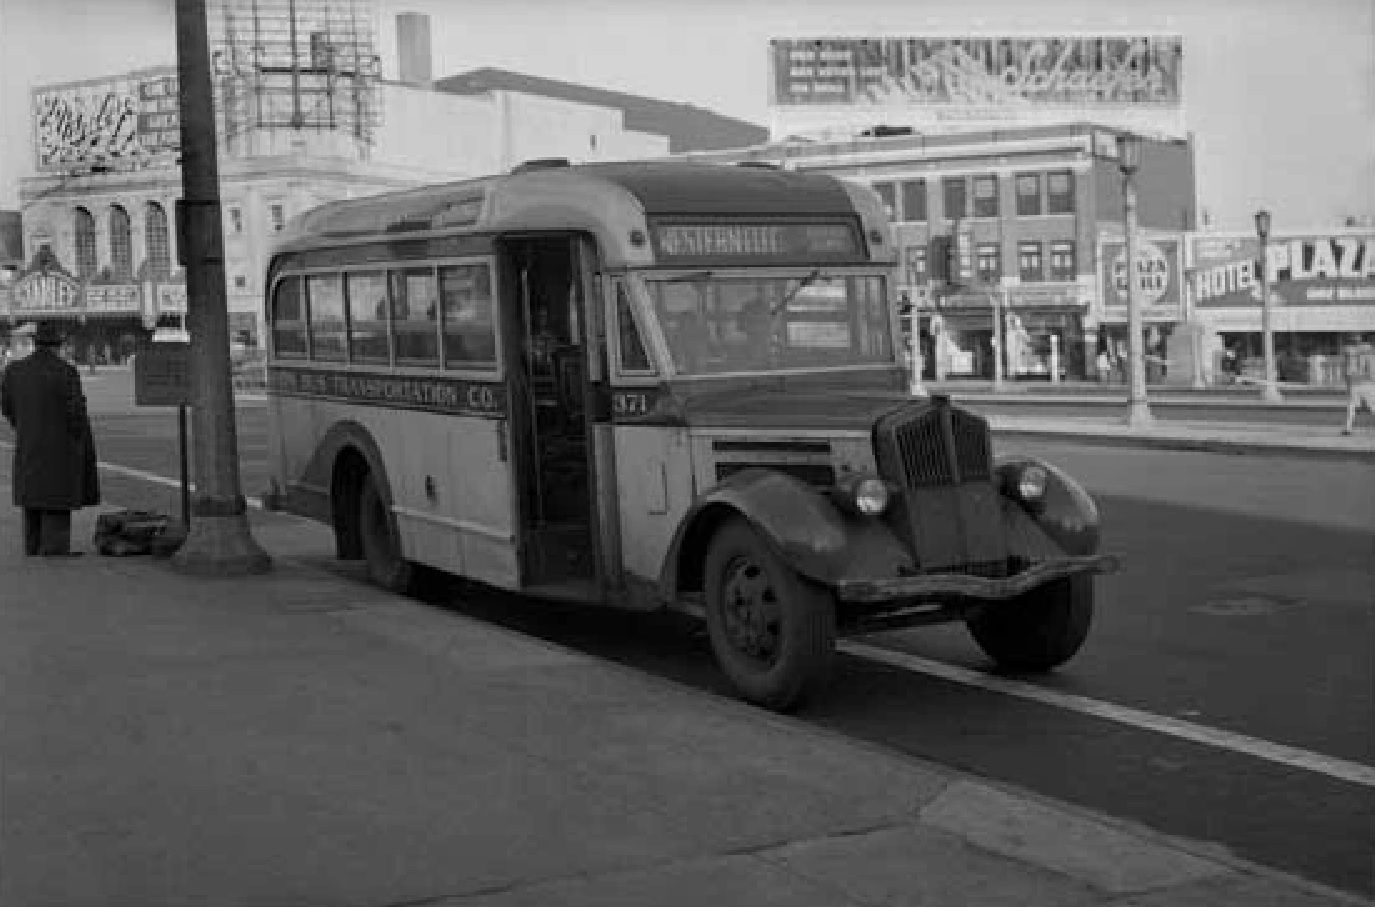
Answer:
xmin=676 ymin=123 xmax=1196 ymax=380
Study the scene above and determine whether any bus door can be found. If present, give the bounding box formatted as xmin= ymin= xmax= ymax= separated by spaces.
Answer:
xmin=499 ymin=234 xmax=601 ymax=593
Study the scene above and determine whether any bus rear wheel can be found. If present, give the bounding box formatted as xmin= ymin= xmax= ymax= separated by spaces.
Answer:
xmin=359 ymin=473 xmax=415 ymax=595
xmin=703 ymin=518 xmax=835 ymax=712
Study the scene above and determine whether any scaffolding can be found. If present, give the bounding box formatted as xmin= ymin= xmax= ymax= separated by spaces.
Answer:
xmin=209 ymin=0 xmax=383 ymax=147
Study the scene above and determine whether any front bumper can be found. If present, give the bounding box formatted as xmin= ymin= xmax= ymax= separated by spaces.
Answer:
xmin=834 ymin=553 xmax=1121 ymax=604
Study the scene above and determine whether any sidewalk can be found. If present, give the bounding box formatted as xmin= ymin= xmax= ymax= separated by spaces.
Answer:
xmin=2 ymin=481 xmax=1368 ymax=906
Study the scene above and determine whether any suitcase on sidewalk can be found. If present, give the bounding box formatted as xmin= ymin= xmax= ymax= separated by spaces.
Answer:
xmin=93 ymin=510 xmax=172 ymax=556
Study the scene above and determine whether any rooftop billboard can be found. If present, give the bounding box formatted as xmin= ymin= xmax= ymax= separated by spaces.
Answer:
xmin=768 ymin=36 xmax=1185 ymax=137
xmin=31 ymin=67 xmax=180 ymax=173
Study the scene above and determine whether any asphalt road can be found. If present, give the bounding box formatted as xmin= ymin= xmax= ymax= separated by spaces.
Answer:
xmin=5 ymin=370 xmax=1373 ymax=896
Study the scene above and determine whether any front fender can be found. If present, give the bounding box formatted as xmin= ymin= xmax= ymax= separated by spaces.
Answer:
xmin=994 ymin=454 xmax=1101 ymax=556
xmin=659 ymin=468 xmax=913 ymax=601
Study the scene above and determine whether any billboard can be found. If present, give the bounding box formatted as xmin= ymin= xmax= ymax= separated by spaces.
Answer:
xmin=32 ymin=67 xmax=180 ymax=172
xmin=1099 ymin=236 xmax=1185 ymax=322
xmin=770 ymin=37 xmax=1183 ymax=109
xmin=1190 ymin=233 xmax=1375 ymax=308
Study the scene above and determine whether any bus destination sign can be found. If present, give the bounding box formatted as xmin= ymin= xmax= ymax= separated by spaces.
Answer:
xmin=651 ymin=220 xmax=863 ymax=265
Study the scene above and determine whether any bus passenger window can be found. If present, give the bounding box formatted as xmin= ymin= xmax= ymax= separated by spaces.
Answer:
xmin=270 ymin=275 xmax=307 ymax=359
xmin=439 ymin=263 xmax=497 ymax=369
xmin=616 ymin=281 xmax=652 ymax=373
xmin=346 ymin=271 xmax=390 ymax=364
xmin=306 ymin=273 xmax=347 ymax=362
xmin=390 ymin=268 xmax=440 ymax=367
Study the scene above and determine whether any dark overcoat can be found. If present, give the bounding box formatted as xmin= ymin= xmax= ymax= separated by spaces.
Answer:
xmin=0 ymin=348 xmax=100 ymax=509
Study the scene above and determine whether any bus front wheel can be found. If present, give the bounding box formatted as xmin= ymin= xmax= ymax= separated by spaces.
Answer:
xmin=359 ymin=473 xmax=415 ymax=595
xmin=703 ymin=518 xmax=836 ymax=712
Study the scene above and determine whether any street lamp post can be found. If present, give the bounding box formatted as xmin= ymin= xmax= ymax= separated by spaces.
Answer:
xmin=1255 ymin=209 xmax=1283 ymax=403
xmin=1117 ymin=133 xmax=1153 ymax=427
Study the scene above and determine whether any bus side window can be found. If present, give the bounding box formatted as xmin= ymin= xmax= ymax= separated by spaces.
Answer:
xmin=346 ymin=271 xmax=390 ymax=364
xmin=271 ymin=275 xmax=307 ymax=359
xmin=615 ymin=281 xmax=653 ymax=374
xmin=439 ymin=263 xmax=497 ymax=370
xmin=306 ymin=273 xmax=347 ymax=362
xmin=390 ymin=267 xmax=440 ymax=367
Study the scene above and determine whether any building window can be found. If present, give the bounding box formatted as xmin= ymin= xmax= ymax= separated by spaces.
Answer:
xmin=975 ymin=243 xmax=1001 ymax=284
xmin=1018 ymin=241 xmax=1044 ymax=282
xmin=306 ymin=273 xmax=347 ymax=362
xmin=73 ymin=207 xmax=97 ymax=278
xmin=109 ymin=205 xmax=132 ymax=280
xmin=390 ymin=267 xmax=440 ymax=367
xmin=900 ymin=180 xmax=927 ymax=223
xmin=972 ymin=175 xmax=999 ymax=218
xmin=1047 ymin=170 xmax=1075 ymax=214
xmin=872 ymin=182 xmax=897 ymax=219
xmin=228 ymin=207 xmax=243 ymax=234
xmin=439 ymin=263 xmax=497 ymax=370
xmin=942 ymin=177 xmax=967 ymax=220
xmin=1049 ymin=241 xmax=1077 ymax=281
xmin=233 ymin=275 xmax=248 ymax=289
xmin=269 ymin=203 xmax=285 ymax=232
xmin=346 ymin=271 xmax=391 ymax=364
xmin=904 ymin=245 xmax=928 ymax=285
xmin=270 ymin=275 xmax=307 ymax=358
xmin=1015 ymin=173 xmax=1042 ymax=216
xmin=145 ymin=202 xmax=170 ymax=278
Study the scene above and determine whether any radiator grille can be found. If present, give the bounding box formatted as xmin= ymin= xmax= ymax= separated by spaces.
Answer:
xmin=878 ymin=402 xmax=992 ymax=488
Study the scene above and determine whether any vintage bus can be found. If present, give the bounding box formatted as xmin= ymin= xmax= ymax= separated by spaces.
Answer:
xmin=263 ymin=159 xmax=1117 ymax=710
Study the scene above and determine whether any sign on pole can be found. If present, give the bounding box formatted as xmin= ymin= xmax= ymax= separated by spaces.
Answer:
xmin=134 ymin=342 xmax=192 ymax=407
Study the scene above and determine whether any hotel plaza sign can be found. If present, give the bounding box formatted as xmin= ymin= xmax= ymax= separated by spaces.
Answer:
xmin=1190 ymin=233 xmax=1375 ymax=308
xmin=769 ymin=36 xmax=1183 ymax=108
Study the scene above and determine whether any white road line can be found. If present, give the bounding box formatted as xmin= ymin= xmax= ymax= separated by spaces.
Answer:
xmin=841 ymin=640 xmax=1375 ymax=789
xmin=8 ymin=436 xmax=1371 ymax=789
xmin=0 ymin=440 xmax=264 ymax=510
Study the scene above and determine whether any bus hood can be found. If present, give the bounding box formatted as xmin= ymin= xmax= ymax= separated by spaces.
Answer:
xmin=674 ymin=381 xmax=915 ymax=432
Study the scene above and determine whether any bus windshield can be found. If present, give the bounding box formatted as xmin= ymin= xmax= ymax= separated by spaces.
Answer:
xmin=644 ymin=271 xmax=894 ymax=376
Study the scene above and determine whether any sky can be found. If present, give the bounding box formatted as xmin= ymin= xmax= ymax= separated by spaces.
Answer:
xmin=1 ymin=0 xmax=1372 ymax=232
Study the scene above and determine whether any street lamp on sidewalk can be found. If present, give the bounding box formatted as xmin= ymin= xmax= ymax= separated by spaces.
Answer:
xmin=1254 ymin=209 xmax=1283 ymax=403
xmin=1117 ymin=132 xmax=1153 ymax=427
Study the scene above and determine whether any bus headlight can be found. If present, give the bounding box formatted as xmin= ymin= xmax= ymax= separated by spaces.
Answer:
xmin=1016 ymin=463 xmax=1049 ymax=502
xmin=834 ymin=474 xmax=891 ymax=516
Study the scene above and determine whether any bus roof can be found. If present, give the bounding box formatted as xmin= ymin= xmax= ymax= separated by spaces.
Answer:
xmin=271 ymin=161 xmax=892 ymax=269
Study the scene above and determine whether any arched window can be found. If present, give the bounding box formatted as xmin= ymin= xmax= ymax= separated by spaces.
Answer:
xmin=74 ymin=207 xmax=97 ymax=278
xmin=145 ymin=202 xmax=170 ymax=278
xmin=109 ymin=205 xmax=132 ymax=280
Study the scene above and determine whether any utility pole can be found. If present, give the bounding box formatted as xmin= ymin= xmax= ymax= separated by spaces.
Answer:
xmin=171 ymin=0 xmax=271 ymax=576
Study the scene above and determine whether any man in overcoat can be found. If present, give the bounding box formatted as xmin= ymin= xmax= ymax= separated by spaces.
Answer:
xmin=0 ymin=321 xmax=100 ymax=555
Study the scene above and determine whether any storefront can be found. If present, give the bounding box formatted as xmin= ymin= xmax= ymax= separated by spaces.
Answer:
xmin=1188 ymin=232 xmax=1375 ymax=384
xmin=930 ymin=281 xmax=1088 ymax=380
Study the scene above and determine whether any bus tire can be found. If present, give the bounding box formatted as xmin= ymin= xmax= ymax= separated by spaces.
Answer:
xmin=967 ymin=575 xmax=1093 ymax=671
xmin=359 ymin=473 xmax=415 ymax=595
xmin=703 ymin=518 xmax=835 ymax=712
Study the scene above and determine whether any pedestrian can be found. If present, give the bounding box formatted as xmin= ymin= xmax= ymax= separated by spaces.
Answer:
xmin=1095 ymin=350 xmax=1112 ymax=385
xmin=0 ymin=321 xmax=101 ymax=556
xmin=1340 ymin=335 xmax=1375 ymax=436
